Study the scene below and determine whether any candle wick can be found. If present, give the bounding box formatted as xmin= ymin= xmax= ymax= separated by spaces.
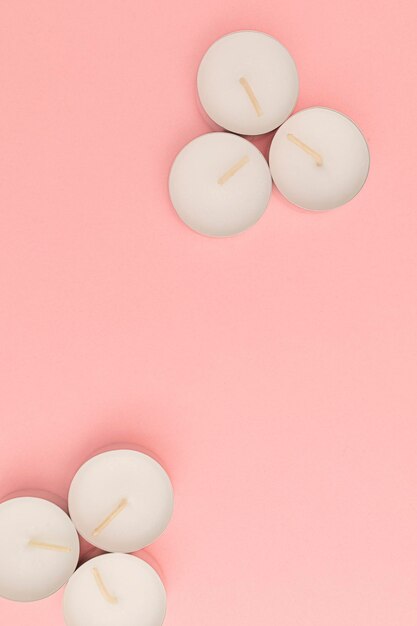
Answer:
xmin=92 ymin=567 xmax=118 ymax=605
xmin=287 ymin=133 xmax=323 ymax=166
xmin=239 ymin=77 xmax=263 ymax=117
xmin=217 ymin=155 xmax=250 ymax=186
xmin=93 ymin=498 xmax=128 ymax=537
xmin=28 ymin=540 xmax=71 ymax=553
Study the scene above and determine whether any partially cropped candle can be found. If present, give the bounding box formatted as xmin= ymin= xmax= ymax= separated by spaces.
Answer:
xmin=197 ymin=30 xmax=299 ymax=136
xmin=169 ymin=132 xmax=271 ymax=236
xmin=0 ymin=497 xmax=79 ymax=602
xmin=68 ymin=449 xmax=173 ymax=553
xmin=269 ymin=107 xmax=370 ymax=210
xmin=63 ymin=553 xmax=166 ymax=626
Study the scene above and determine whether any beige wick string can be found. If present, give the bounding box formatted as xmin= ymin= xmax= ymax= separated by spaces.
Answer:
xmin=217 ymin=155 xmax=249 ymax=186
xmin=93 ymin=498 xmax=128 ymax=537
xmin=28 ymin=540 xmax=71 ymax=553
xmin=239 ymin=77 xmax=263 ymax=117
xmin=287 ymin=133 xmax=323 ymax=166
xmin=92 ymin=568 xmax=118 ymax=605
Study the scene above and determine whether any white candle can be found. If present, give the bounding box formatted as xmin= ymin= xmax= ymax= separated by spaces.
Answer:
xmin=63 ymin=553 xmax=166 ymax=626
xmin=169 ymin=132 xmax=272 ymax=236
xmin=0 ymin=497 xmax=79 ymax=602
xmin=68 ymin=449 xmax=174 ymax=553
xmin=269 ymin=107 xmax=370 ymax=211
xmin=197 ymin=31 xmax=299 ymax=136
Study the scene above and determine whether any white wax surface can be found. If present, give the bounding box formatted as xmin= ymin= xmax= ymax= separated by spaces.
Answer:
xmin=63 ymin=553 xmax=166 ymax=626
xmin=68 ymin=450 xmax=173 ymax=553
xmin=0 ymin=497 xmax=80 ymax=602
xmin=269 ymin=107 xmax=370 ymax=211
xmin=169 ymin=132 xmax=271 ymax=237
xmin=197 ymin=31 xmax=299 ymax=135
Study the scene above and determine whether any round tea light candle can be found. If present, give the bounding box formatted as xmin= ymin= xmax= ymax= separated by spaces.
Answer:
xmin=63 ymin=553 xmax=166 ymax=626
xmin=197 ymin=31 xmax=299 ymax=136
xmin=169 ymin=132 xmax=271 ymax=236
xmin=68 ymin=449 xmax=174 ymax=553
xmin=0 ymin=497 xmax=79 ymax=602
xmin=269 ymin=107 xmax=370 ymax=211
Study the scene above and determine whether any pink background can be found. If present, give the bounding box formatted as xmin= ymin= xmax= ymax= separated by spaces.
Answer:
xmin=1 ymin=0 xmax=417 ymax=624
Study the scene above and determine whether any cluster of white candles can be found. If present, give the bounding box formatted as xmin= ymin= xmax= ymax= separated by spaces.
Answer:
xmin=169 ymin=30 xmax=370 ymax=236
xmin=0 ymin=448 xmax=174 ymax=626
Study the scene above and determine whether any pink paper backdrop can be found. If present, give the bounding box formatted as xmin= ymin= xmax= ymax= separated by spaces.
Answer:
xmin=1 ymin=0 xmax=417 ymax=624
